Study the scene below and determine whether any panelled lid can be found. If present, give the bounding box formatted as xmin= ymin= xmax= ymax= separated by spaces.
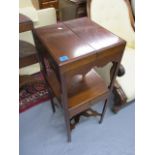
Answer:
xmin=34 ymin=17 xmax=124 ymax=66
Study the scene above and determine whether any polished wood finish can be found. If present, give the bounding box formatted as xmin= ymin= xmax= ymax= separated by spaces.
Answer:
xmin=33 ymin=17 xmax=126 ymax=142
xmin=45 ymin=69 xmax=108 ymax=113
xmin=19 ymin=40 xmax=38 ymax=68
xmin=19 ymin=14 xmax=33 ymax=33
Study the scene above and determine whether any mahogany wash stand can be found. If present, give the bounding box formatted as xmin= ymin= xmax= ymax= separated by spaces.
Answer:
xmin=33 ymin=17 xmax=126 ymax=142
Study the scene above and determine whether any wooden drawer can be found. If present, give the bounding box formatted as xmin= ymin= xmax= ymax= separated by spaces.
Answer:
xmin=40 ymin=0 xmax=58 ymax=9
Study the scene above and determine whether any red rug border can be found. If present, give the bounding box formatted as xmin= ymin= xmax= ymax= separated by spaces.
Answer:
xmin=19 ymin=96 xmax=50 ymax=113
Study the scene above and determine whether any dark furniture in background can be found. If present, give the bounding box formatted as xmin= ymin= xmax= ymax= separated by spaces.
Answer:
xmin=38 ymin=0 xmax=59 ymax=19
xmin=19 ymin=14 xmax=39 ymax=89
xmin=73 ymin=0 xmax=87 ymax=17
xmin=38 ymin=0 xmax=87 ymax=20
xmin=33 ymin=17 xmax=126 ymax=142
xmin=19 ymin=14 xmax=55 ymax=112
xmin=19 ymin=14 xmax=33 ymax=33
xmin=38 ymin=0 xmax=59 ymax=9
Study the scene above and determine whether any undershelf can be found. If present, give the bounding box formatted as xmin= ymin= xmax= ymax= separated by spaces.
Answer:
xmin=47 ymin=69 xmax=109 ymax=117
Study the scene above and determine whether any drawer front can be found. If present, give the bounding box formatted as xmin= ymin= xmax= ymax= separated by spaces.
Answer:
xmin=40 ymin=1 xmax=58 ymax=9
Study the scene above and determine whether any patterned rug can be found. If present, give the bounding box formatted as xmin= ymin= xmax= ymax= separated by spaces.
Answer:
xmin=19 ymin=72 xmax=50 ymax=113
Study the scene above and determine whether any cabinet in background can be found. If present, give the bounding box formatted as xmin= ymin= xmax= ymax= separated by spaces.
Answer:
xmin=38 ymin=0 xmax=59 ymax=10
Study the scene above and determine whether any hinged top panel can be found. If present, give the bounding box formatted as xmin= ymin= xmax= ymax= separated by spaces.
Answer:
xmin=34 ymin=17 xmax=125 ymax=67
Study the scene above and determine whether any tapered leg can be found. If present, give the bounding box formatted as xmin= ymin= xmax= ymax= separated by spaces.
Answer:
xmin=99 ymin=99 xmax=108 ymax=124
xmin=47 ymin=87 xmax=56 ymax=113
xmin=32 ymin=33 xmax=56 ymax=113
xmin=40 ymin=57 xmax=56 ymax=113
xmin=60 ymin=74 xmax=71 ymax=142
xmin=51 ymin=99 xmax=56 ymax=113
xmin=64 ymin=111 xmax=71 ymax=142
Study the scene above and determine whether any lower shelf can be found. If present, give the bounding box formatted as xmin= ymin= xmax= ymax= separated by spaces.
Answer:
xmin=47 ymin=69 xmax=109 ymax=117
xmin=68 ymin=69 xmax=108 ymax=117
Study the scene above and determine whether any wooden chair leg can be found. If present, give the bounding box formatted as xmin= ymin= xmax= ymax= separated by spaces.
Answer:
xmin=112 ymin=82 xmax=127 ymax=113
xmin=99 ymin=99 xmax=108 ymax=124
